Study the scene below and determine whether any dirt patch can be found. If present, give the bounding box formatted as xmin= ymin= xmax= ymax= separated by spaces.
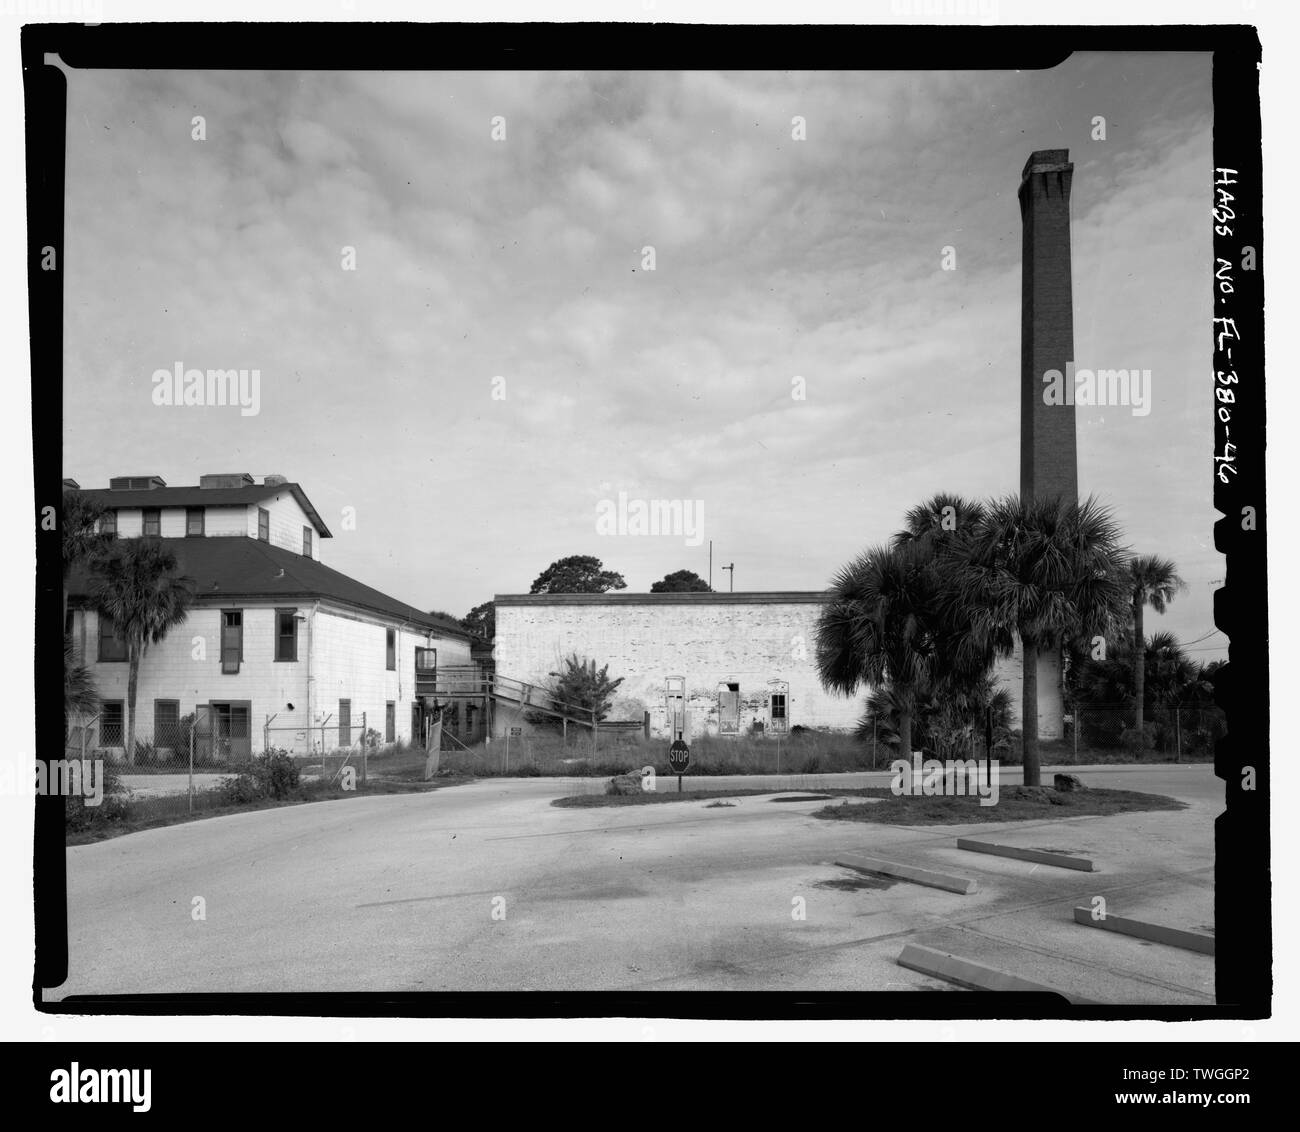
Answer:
xmin=769 ymin=794 xmax=833 ymax=803
xmin=705 ymin=801 xmax=736 ymax=809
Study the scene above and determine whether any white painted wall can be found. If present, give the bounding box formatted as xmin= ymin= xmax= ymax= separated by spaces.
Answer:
xmin=248 ymin=490 xmax=322 ymax=559
xmin=81 ymin=603 xmax=471 ymax=757
xmin=494 ymin=598 xmax=861 ymax=739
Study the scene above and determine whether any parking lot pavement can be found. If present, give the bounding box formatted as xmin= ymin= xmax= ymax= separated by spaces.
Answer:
xmin=50 ymin=765 xmax=1218 ymax=1000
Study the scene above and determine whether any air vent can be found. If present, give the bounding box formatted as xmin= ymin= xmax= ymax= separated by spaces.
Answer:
xmin=109 ymin=475 xmax=167 ymax=490
xmin=199 ymin=473 xmax=255 ymax=489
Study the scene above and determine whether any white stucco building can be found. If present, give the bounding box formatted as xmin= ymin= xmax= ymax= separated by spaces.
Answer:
xmin=65 ymin=473 xmax=472 ymax=761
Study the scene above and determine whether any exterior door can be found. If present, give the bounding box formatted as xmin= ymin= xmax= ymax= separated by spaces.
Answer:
xmin=338 ymin=699 xmax=352 ymax=747
xmin=210 ymin=701 xmax=251 ymax=761
xmin=665 ymin=676 xmax=687 ymax=741
xmin=717 ymin=682 xmax=741 ymax=736
xmin=768 ymin=681 xmax=790 ymax=735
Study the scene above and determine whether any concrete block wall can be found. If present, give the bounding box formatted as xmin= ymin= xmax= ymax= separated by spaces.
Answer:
xmin=81 ymin=605 xmax=309 ymax=755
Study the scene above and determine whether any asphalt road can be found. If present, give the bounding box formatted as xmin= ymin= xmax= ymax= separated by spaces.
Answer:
xmin=51 ymin=763 xmax=1218 ymax=1000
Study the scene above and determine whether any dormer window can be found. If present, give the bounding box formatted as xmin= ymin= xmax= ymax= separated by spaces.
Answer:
xmin=142 ymin=508 xmax=161 ymax=537
xmin=186 ymin=507 xmax=205 ymax=537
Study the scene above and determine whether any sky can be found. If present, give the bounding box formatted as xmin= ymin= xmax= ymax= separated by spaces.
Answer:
xmin=60 ymin=56 xmax=1224 ymax=659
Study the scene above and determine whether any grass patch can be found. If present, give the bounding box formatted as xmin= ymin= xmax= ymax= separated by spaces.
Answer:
xmin=814 ymin=786 xmax=1186 ymax=825
xmin=66 ymin=776 xmax=456 ymax=845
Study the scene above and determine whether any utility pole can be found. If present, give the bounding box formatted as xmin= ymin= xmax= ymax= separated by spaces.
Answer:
xmin=721 ymin=562 xmax=734 ymax=592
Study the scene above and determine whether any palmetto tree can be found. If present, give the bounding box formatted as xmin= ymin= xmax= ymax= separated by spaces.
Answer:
xmin=89 ymin=539 xmax=195 ymax=764
xmin=817 ymin=540 xmax=946 ymax=758
xmin=64 ymin=635 xmax=100 ymax=744
xmin=958 ymin=495 xmax=1128 ymax=786
xmin=61 ymin=489 xmax=110 ymax=621
xmin=1125 ymin=555 xmax=1186 ymax=750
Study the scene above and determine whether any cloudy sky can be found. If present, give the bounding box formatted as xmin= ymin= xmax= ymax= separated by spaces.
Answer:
xmin=60 ymin=55 xmax=1224 ymax=658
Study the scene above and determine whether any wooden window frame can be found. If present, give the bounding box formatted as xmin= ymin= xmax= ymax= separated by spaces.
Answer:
xmin=100 ymin=700 xmax=124 ymax=747
xmin=386 ymin=628 xmax=396 ymax=671
xmin=302 ymin=525 xmax=313 ymax=557
xmin=257 ymin=507 xmax=270 ymax=542
xmin=186 ymin=507 xmax=205 ymax=537
xmin=275 ymin=608 xmax=298 ymax=662
xmin=97 ymin=614 xmax=128 ymax=662
xmin=385 ymin=701 xmax=395 ymax=744
xmin=221 ymin=609 xmax=243 ymax=674
xmin=142 ymin=508 xmax=161 ymax=537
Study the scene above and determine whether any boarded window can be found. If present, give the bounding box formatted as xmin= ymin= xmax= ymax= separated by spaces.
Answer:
xmin=276 ymin=609 xmax=297 ymax=661
xmin=97 ymin=614 xmax=128 ymax=662
xmin=142 ymin=508 xmax=161 ymax=537
xmin=221 ymin=610 xmax=243 ymax=674
xmin=258 ymin=507 xmax=270 ymax=541
xmin=100 ymin=701 xmax=124 ymax=747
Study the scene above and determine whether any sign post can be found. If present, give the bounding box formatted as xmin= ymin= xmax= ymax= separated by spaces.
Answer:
xmin=668 ymin=738 xmax=690 ymax=793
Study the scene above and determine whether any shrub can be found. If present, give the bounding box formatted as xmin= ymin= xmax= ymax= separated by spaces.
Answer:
xmin=64 ymin=761 xmax=131 ymax=832
xmin=219 ymin=748 xmax=301 ymax=804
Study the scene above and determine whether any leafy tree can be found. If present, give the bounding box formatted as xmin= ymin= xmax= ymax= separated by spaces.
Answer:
xmin=460 ymin=601 xmax=496 ymax=640
xmin=89 ymin=539 xmax=195 ymax=764
xmin=546 ymin=654 xmax=625 ymax=723
xmin=1124 ymin=555 xmax=1186 ymax=750
xmin=650 ymin=569 xmax=711 ymax=593
xmin=427 ymin=609 xmax=460 ymax=625
xmin=957 ymin=495 xmax=1127 ymax=786
xmin=529 ymin=555 xmax=626 ymax=595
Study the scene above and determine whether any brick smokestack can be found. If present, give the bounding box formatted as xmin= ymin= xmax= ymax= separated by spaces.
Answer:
xmin=1018 ymin=148 xmax=1077 ymax=504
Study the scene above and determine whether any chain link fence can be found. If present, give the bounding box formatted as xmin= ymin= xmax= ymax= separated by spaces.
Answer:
xmin=1068 ymin=701 xmax=1225 ymax=761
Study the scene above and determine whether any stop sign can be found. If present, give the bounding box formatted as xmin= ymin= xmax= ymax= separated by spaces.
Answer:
xmin=668 ymin=739 xmax=690 ymax=774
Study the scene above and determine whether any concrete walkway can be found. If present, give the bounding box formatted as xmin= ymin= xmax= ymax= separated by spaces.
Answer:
xmin=51 ymin=765 xmax=1217 ymax=1000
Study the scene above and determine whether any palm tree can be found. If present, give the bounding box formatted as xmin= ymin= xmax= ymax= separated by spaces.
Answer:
xmin=64 ymin=634 xmax=100 ymax=745
xmin=817 ymin=541 xmax=946 ymax=758
xmin=61 ymin=489 xmax=110 ymax=622
xmin=894 ymin=492 xmax=988 ymax=555
xmin=958 ymin=495 xmax=1128 ymax=786
xmin=89 ymin=539 xmax=195 ymax=764
xmin=1125 ymin=555 xmax=1186 ymax=751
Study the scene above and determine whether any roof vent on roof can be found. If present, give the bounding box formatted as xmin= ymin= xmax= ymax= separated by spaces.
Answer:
xmin=62 ymin=478 xmax=81 ymax=490
xmin=264 ymin=474 xmax=289 ymax=487
xmin=109 ymin=475 xmax=167 ymax=490
xmin=199 ymin=473 xmax=255 ymax=489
